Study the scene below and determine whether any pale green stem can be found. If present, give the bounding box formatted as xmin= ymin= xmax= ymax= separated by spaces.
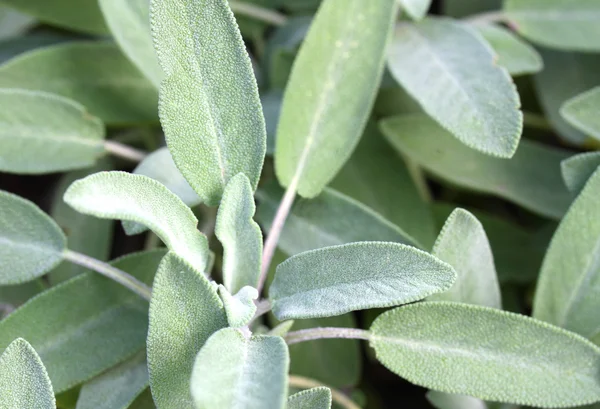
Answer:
xmin=288 ymin=375 xmax=362 ymax=409
xmin=63 ymin=250 xmax=152 ymax=301
xmin=229 ymin=1 xmax=288 ymax=26
xmin=104 ymin=140 xmax=148 ymax=163
xmin=523 ymin=112 xmax=553 ymax=132
xmin=403 ymin=155 xmax=432 ymax=202
xmin=285 ymin=327 xmax=372 ymax=345
xmin=464 ymin=10 xmax=508 ymax=25
xmin=144 ymin=232 xmax=162 ymax=250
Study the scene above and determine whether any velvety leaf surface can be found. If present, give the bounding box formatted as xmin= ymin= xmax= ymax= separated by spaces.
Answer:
xmin=147 ymin=253 xmax=228 ymax=409
xmin=561 ymin=151 xmax=600 ymax=193
xmin=152 ymin=0 xmax=266 ymax=206
xmin=288 ymin=387 xmax=332 ymax=409
xmin=0 ymin=338 xmax=55 ymax=409
xmin=426 ymin=391 xmax=487 ymax=409
xmin=218 ymin=285 xmax=258 ymax=328
xmin=398 ymin=0 xmax=431 ymax=20
xmin=380 ymin=114 xmax=573 ymax=219
xmin=275 ymin=0 xmax=398 ymax=197
xmin=0 ymin=250 xmax=165 ymax=393
xmin=0 ymin=6 xmax=35 ymax=40
xmin=190 ymin=328 xmax=289 ymax=409
xmin=387 ymin=18 xmax=522 ymax=158
xmin=560 ymin=86 xmax=600 ymax=141
xmin=270 ymin=242 xmax=456 ymax=320
xmin=0 ymin=190 xmax=66 ymax=285
xmin=64 ymin=171 xmax=209 ymax=272
xmin=370 ymin=302 xmax=600 ymax=407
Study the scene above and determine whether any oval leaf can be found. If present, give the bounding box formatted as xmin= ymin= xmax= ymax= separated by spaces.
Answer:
xmin=561 ymin=151 xmax=600 ymax=193
xmin=0 ymin=190 xmax=66 ymax=285
xmin=275 ymin=0 xmax=399 ymax=197
xmin=370 ymin=302 xmax=600 ymax=407
xmin=151 ymin=0 xmax=266 ymax=206
xmin=560 ymin=86 xmax=600 ymax=141
xmin=218 ymin=285 xmax=258 ymax=328
xmin=387 ymin=18 xmax=522 ymax=158
xmin=270 ymin=242 xmax=456 ymax=320
xmin=288 ymin=387 xmax=332 ymax=409
xmin=191 ymin=328 xmax=289 ymax=409
xmin=426 ymin=391 xmax=487 ymax=409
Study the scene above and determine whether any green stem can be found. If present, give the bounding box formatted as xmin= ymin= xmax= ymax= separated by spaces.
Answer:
xmin=229 ymin=1 xmax=288 ymax=26
xmin=285 ymin=327 xmax=372 ymax=345
xmin=288 ymin=375 xmax=362 ymax=409
xmin=523 ymin=112 xmax=553 ymax=132
xmin=104 ymin=140 xmax=148 ymax=163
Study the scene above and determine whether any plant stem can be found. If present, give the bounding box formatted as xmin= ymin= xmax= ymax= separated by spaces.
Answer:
xmin=465 ymin=10 xmax=508 ymax=25
xmin=285 ymin=327 xmax=372 ymax=345
xmin=63 ymin=250 xmax=152 ymax=301
xmin=229 ymin=1 xmax=288 ymax=26
xmin=288 ymin=375 xmax=362 ymax=409
xmin=523 ymin=112 xmax=553 ymax=132
xmin=403 ymin=155 xmax=432 ymax=202
xmin=104 ymin=140 xmax=148 ymax=163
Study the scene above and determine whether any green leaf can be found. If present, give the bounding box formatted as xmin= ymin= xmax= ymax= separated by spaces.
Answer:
xmin=398 ymin=0 xmax=431 ymax=20
xmin=261 ymin=90 xmax=282 ymax=155
xmin=370 ymin=301 xmax=600 ymax=407
xmin=190 ymin=328 xmax=289 ymax=409
xmin=387 ymin=18 xmax=522 ymax=158
xmin=275 ymin=0 xmax=398 ymax=198
xmin=257 ymin=183 xmax=418 ymax=256
xmin=217 ymin=285 xmax=258 ymax=328
xmin=475 ymin=23 xmax=543 ymax=76
xmin=268 ymin=321 xmax=295 ymax=337
xmin=380 ymin=114 xmax=573 ymax=219
xmin=0 ymin=250 xmax=165 ymax=393
xmin=561 ymin=151 xmax=600 ymax=193
xmin=147 ymin=253 xmax=228 ymax=409
xmin=427 ymin=391 xmax=487 ymax=409
xmin=0 ymin=338 xmax=55 ymax=409
xmin=0 ymin=190 xmax=66 ymax=285
xmin=561 ymin=86 xmax=600 ymax=141
xmin=288 ymin=387 xmax=332 ymax=409
xmin=429 ymin=208 xmax=502 ymax=309
xmin=0 ymin=89 xmax=105 ymax=174
xmin=504 ymin=0 xmax=600 ymax=52
xmin=99 ymin=0 xmax=161 ymax=87
xmin=76 ymin=352 xmax=148 ymax=409
xmin=0 ymin=6 xmax=35 ymax=40
xmin=270 ymin=242 xmax=456 ymax=320
xmin=151 ymin=0 xmax=266 ymax=206
xmin=0 ymin=42 xmax=158 ymax=125
xmin=534 ymin=168 xmax=600 ymax=344
xmin=216 ymin=173 xmax=263 ymax=293
xmin=64 ymin=171 xmax=209 ymax=273
xmin=0 ymin=0 xmax=107 ymax=35
xmin=128 ymin=390 xmax=154 ymax=409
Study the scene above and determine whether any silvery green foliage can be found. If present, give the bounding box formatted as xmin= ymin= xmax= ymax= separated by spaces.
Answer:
xmin=397 ymin=0 xmax=431 ymax=20
xmin=560 ymin=86 xmax=600 ymax=141
xmin=0 ymin=338 xmax=56 ymax=409
xmin=151 ymin=0 xmax=266 ymax=206
xmin=287 ymin=387 xmax=332 ymax=409
xmin=190 ymin=328 xmax=289 ymax=409
xmin=561 ymin=151 xmax=600 ymax=193
xmin=426 ymin=391 xmax=488 ymax=409
xmin=218 ymin=285 xmax=258 ymax=328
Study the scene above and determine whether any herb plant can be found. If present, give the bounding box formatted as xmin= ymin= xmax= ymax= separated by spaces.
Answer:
xmin=1 ymin=0 xmax=600 ymax=408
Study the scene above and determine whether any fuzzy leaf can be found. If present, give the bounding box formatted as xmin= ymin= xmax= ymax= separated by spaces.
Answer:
xmin=0 ymin=89 xmax=105 ymax=174
xmin=0 ymin=338 xmax=55 ymax=409
xmin=370 ymin=301 xmax=600 ymax=407
xmin=64 ymin=171 xmax=209 ymax=272
xmin=270 ymin=242 xmax=456 ymax=320
xmin=216 ymin=173 xmax=263 ymax=293
xmin=0 ymin=250 xmax=164 ymax=393
xmin=387 ymin=18 xmax=522 ymax=158
xmin=398 ymin=0 xmax=431 ymax=20
xmin=429 ymin=209 xmax=501 ymax=309
xmin=0 ymin=42 xmax=158 ymax=125
xmin=190 ymin=328 xmax=289 ymax=409
xmin=0 ymin=6 xmax=35 ymax=40
xmin=561 ymin=86 xmax=600 ymax=141
xmin=561 ymin=151 xmax=600 ymax=193
xmin=275 ymin=0 xmax=398 ymax=198
xmin=151 ymin=0 xmax=266 ymax=206
xmin=288 ymin=387 xmax=332 ymax=409
xmin=504 ymin=0 xmax=600 ymax=52
xmin=427 ymin=391 xmax=487 ymax=409
xmin=0 ymin=190 xmax=66 ymax=285
xmin=268 ymin=321 xmax=295 ymax=337
xmin=534 ymin=168 xmax=600 ymax=344
xmin=147 ymin=253 xmax=228 ymax=409
xmin=380 ymin=114 xmax=573 ymax=220
xmin=218 ymin=285 xmax=258 ymax=328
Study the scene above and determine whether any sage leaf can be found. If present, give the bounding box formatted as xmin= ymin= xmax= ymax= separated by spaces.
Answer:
xmin=76 ymin=352 xmax=148 ymax=409
xmin=268 ymin=321 xmax=295 ymax=338
xmin=427 ymin=391 xmax=487 ymax=409
xmin=0 ymin=89 xmax=105 ymax=174
xmin=216 ymin=173 xmax=263 ymax=293
xmin=147 ymin=253 xmax=228 ymax=409
xmin=398 ymin=0 xmax=431 ymax=20
xmin=380 ymin=114 xmax=573 ymax=219
xmin=275 ymin=0 xmax=398 ymax=197
xmin=475 ymin=24 xmax=543 ymax=76
xmin=64 ymin=171 xmax=210 ymax=272
xmin=99 ymin=0 xmax=161 ymax=87
xmin=270 ymin=242 xmax=456 ymax=320
xmin=560 ymin=86 xmax=600 ymax=141
xmin=561 ymin=151 xmax=600 ymax=193
xmin=190 ymin=328 xmax=289 ymax=409
xmin=504 ymin=0 xmax=600 ymax=52
xmin=217 ymin=285 xmax=258 ymax=328
xmin=151 ymin=0 xmax=266 ymax=206
xmin=0 ymin=42 xmax=158 ymax=125
xmin=429 ymin=209 xmax=501 ymax=309
xmin=534 ymin=167 xmax=600 ymax=344
xmin=0 ymin=250 xmax=165 ymax=393
xmin=0 ymin=6 xmax=35 ymax=40
xmin=288 ymin=387 xmax=332 ymax=409
xmin=0 ymin=338 xmax=55 ymax=409
xmin=387 ymin=18 xmax=522 ymax=158
xmin=370 ymin=301 xmax=600 ymax=407
xmin=0 ymin=190 xmax=66 ymax=285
